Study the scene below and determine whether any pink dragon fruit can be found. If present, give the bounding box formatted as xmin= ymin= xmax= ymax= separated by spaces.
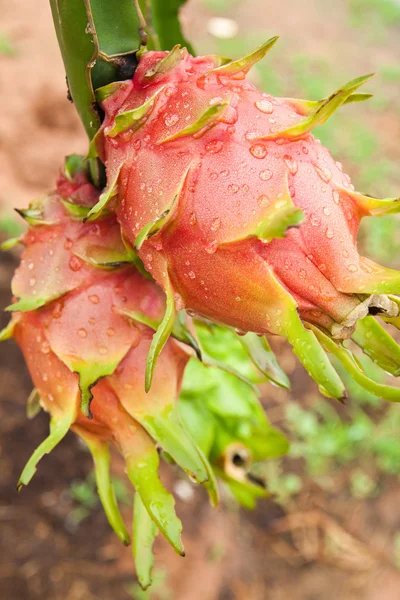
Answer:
xmin=91 ymin=40 xmax=400 ymax=401
xmin=2 ymin=157 xmax=220 ymax=558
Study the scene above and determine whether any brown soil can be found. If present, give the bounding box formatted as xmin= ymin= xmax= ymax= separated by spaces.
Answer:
xmin=1 ymin=1 xmax=400 ymax=599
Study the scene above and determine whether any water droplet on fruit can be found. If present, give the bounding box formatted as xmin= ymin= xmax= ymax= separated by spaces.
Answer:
xmin=201 ymin=238 xmax=216 ymax=254
xmin=258 ymin=194 xmax=269 ymax=207
xmin=88 ymin=317 xmax=96 ymax=326
xmin=245 ymin=130 xmax=259 ymax=141
xmin=255 ymin=99 xmax=274 ymax=114
xmin=69 ymin=256 xmax=83 ymax=272
xmin=29 ymin=277 xmax=36 ymax=287
xmin=342 ymin=249 xmax=349 ymax=258
xmin=235 ymin=296 xmax=241 ymax=302
xmin=98 ymin=346 xmax=108 ymax=355
xmin=310 ymin=214 xmax=321 ymax=227
xmin=164 ymin=114 xmax=179 ymax=127
xmin=336 ymin=161 xmax=344 ymax=172
xmin=28 ymin=262 xmax=34 ymax=270
xmin=89 ymin=294 xmax=100 ymax=304
xmin=41 ymin=341 xmax=50 ymax=354
xmin=299 ymin=269 xmax=306 ymax=279
xmin=302 ymin=146 xmax=309 ymax=155
xmin=228 ymin=184 xmax=239 ymax=193
xmin=259 ymin=169 xmax=273 ymax=181
xmin=250 ymin=144 xmax=267 ymax=159
xmin=314 ymin=164 xmax=332 ymax=183
xmin=209 ymin=96 xmax=224 ymax=106
xmin=323 ymin=206 xmax=331 ymax=216
xmin=133 ymin=139 xmax=141 ymax=151
xmin=64 ymin=238 xmax=73 ymax=250
xmin=188 ymin=271 xmax=196 ymax=279
xmin=78 ymin=328 xmax=87 ymax=338
xmin=284 ymin=156 xmax=298 ymax=175
xmin=333 ymin=190 xmax=340 ymax=205
xmin=189 ymin=212 xmax=197 ymax=226
xmin=211 ymin=217 xmax=221 ymax=231
xmin=209 ymin=172 xmax=218 ymax=180
xmin=221 ymin=169 xmax=230 ymax=177
xmin=325 ymin=227 xmax=334 ymax=239
xmin=347 ymin=264 xmax=358 ymax=272
xmin=107 ymin=328 xmax=115 ymax=337
xmin=206 ymin=139 xmax=223 ymax=153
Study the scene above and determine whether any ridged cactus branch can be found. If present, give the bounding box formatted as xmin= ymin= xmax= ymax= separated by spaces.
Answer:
xmin=50 ymin=0 xmax=147 ymax=139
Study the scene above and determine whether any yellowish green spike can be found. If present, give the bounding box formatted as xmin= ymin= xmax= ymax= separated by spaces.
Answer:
xmin=344 ymin=188 xmax=400 ymax=217
xmin=278 ymin=296 xmax=346 ymax=401
xmin=284 ymin=92 xmax=373 ymax=116
xmin=18 ymin=410 xmax=75 ymax=490
xmin=125 ymin=446 xmax=184 ymax=555
xmin=157 ymin=102 xmax=229 ymax=144
xmin=308 ymin=323 xmax=400 ymax=402
xmin=352 ymin=316 xmax=400 ymax=376
xmin=206 ymin=36 xmax=279 ymax=77
xmin=144 ymin=44 xmax=184 ymax=80
xmin=133 ymin=492 xmax=158 ymax=590
xmin=1 ymin=236 xmax=22 ymax=251
xmin=145 ymin=279 xmax=176 ymax=392
xmin=258 ymin=73 xmax=375 ymax=141
xmin=0 ymin=317 xmax=18 ymax=340
xmin=238 ymin=332 xmax=290 ymax=389
xmin=135 ymin=164 xmax=191 ymax=251
xmin=95 ymin=81 xmax=127 ymax=104
xmin=26 ymin=388 xmax=41 ymax=420
xmin=106 ymin=86 xmax=166 ymax=138
xmin=138 ymin=405 xmax=216 ymax=490
xmin=84 ymin=165 xmax=122 ymax=222
xmin=78 ymin=432 xmax=131 ymax=545
xmin=6 ymin=295 xmax=56 ymax=313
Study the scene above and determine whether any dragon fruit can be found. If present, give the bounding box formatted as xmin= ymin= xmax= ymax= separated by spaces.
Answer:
xmin=90 ymin=40 xmax=400 ymax=401
xmin=2 ymin=156 xmax=289 ymax=586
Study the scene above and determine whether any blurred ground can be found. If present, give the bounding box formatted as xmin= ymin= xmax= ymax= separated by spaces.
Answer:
xmin=1 ymin=0 xmax=400 ymax=598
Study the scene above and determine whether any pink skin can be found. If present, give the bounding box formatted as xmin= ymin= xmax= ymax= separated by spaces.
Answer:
xmin=98 ymin=49 xmax=398 ymax=336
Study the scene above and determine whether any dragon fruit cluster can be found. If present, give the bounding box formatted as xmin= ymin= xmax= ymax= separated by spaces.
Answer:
xmin=3 ymin=39 xmax=400 ymax=586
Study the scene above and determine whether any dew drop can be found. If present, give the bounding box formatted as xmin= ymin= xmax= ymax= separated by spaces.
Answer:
xmin=228 ymin=184 xmax=239 ymax=193
xmin=189 ymin=212 xmax=197 ymax=226
xmin=310 ymin=214 xmax=321 ymax=227
xmin=28 ymin=262 xmax=35 ymax=271
xmin=302 ymin=146 xmax=309 ymax=155
xmin=314 ymin=164 xmax=332 ymax=183
xmin=98 ymin=346 xmax=108 ymax=355
xmin=209 ymin=172 xmax=219 ymax=181
xmin=64 ymin=238 xmax=73 ymax=250
xmin=250 ymin=144 xmax=267 ymax=159
xmin=221 ymin=169 xmax=230 ymax=177
xmin=205 ymin=240 xmax=218 ymax=254
xmin=333 ymin=190 xmax=340 ymax=205
xmin=106 ymin=328 xmax=115 ymax=337
xmin=69 ymin=256 xmax=83 ymax=272
xmin=284 ymin=156 xmax=298 ymax=175
xmin=258 ymin=194 xmax=269 ymax=208
xmin=206 ymin=139 xmax=223 ymax=153
xmin=323 ymin=206 xmax=331 ymax=216
xmin=29 ymin=277 xmax=36 ymax=287
xmin=235 ymin=296 xmax=241 ymax=302
xmin=78 ymin=328 xmax=87 ymax=338
xmin=88 ymin=317 xmax=96 ymax=326
xmin=325 ymin=228 xmax=334 ymax=239
xmin=164 ymin=113 xmax=179 ymax=127
xmin=41 ymin=341 xmax=50 ymax=354
xmin=255 ymin=98 xmax=274 ymax=114
xmin=299 ymin=269 xmax=306 ymax=279
xmin=188 ymin=271 xmax=196 ymax=279
xmin=259 ymin=169 xmax=273 ymax=181
xmin=210 ymin=217 xmax=221 ymax=231
xmin=342 ymin=249 xmax=349 ymax=258
xmin=347 ymin=264 xmax=358 ymax=273
xmin=89 ymin=294 xmax=100 ymax=304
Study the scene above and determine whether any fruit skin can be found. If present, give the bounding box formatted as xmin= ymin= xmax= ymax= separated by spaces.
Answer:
xmin=95 ymin=44 xmax=400 ymax=399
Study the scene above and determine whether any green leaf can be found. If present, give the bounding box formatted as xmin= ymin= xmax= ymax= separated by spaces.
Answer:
xmin=206 ymin=36 xmax=279 ymax=78
xmin=106 ymin=86 xmax=166 ymax=137
xmin=84 ymin=164 xmax=121 ymax=221
xmin=158 ymin=102 xmax=229 ymax=144
xmin=26 ymin=389 xmax=42 ymax=420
